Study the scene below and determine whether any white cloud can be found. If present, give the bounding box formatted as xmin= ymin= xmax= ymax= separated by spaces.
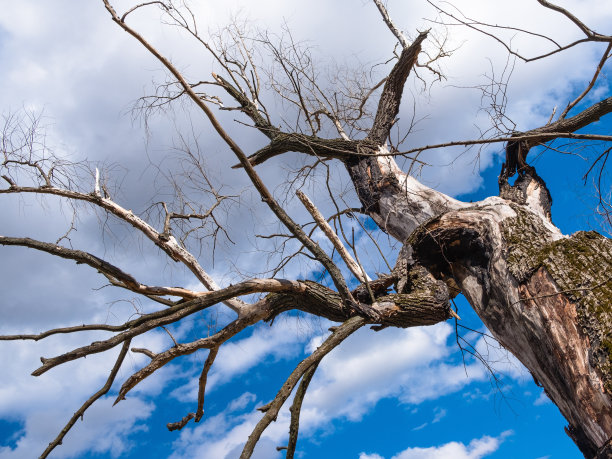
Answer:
xmin=302 ymin=324 xmax=488 ymax=422
xmin=173 ymin=320 xmax=487 ymax=435
xmin=0 ymin=329 xmax=169 ymax=457
xmin=228 ymin=392 xmax=258 ymax=412
xmin=412 ymin=423 xmax=429 ymax=432
xmin=168 ymin=321 xmax=524 ymax=459
xmin=1 ymin=1 xmax=609 ymax=458
xmin=170 ymin=315 xmax=324 ymax=402
xmin=534 ymin=391 xmax=552 ymax=406
xmin=361 ymin=430 xmax=513 ymax=459
xmin=168 ymin=394 xmax=287 ymax=459
xmin=209 ymin=319 xmax=312 ymax=385
xmin=360 ymin=454 xmax=385 ymax=459
xmin=0 ymin=396 xmax=154 ymax=459
xmin=432 ymin=407 xmax=446 ymax=423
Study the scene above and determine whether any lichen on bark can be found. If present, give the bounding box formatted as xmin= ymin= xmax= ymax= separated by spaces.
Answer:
xmin=501 ymin=206 xmax=612 ymax=391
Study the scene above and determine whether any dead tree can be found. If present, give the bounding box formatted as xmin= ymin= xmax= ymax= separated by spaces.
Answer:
xmin=1 ymin=0 xmax=612 ymax=457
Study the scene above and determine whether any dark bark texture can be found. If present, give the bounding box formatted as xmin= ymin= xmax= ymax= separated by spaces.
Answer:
xmin=7 ymin=4 xmax=612 ymax=459
xmin=382 ymin=197 xmax=612 ymax=458
xmin=324 ymin=26 xmax=612 ymax=456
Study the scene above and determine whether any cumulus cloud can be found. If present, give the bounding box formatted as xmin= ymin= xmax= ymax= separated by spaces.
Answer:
xmin=170 ymin=315 xmax=325 ymax=402
xmin=0 ymin=397 xmax=154 ymax=459
xmin=166 ymin=321 xmax=524 ymax=459
xmin=360 ymin=430 xmax=513 ymax=459
xmin=207 ymin=318 xmax=315 ymax=386
xmin=2 ymin=1 xmax=610 ymax=458
xmin=302 ymin=324 xmax=487 ymax=422
xmin=168 ymin=393 xmax=287 ymax=459
xmin=0 ymin=328 xmax=170 ymax=457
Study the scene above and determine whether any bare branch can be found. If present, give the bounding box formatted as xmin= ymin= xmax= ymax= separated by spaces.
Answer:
xmin=28 ymin=278 xmax=309 ymax=376
xmin=121 ymin=1 xmax=168 ymax=22
xmin=131 ymin=347 xmax=156 ymax=359
xmin=167 ymin=412 xmax=196 ymax=432
xmin=0 ymin=183 xmax=245 ymax=312
xmin=114 ymin=311 xmax=263 ymax=405
xmin=367 ymin=31 xmax=428 ymax=144
xmin=0 ymin=324 xmax=127 ymax=342
xmin=286 ymin=361 xmax=318 ymax=459
xmin=372 ymin=0 xmax=410 ymax=49
xmin=103 ymin=1 xmax=354 ymax=304
xmin=296 ymin=190 xmax=371 ymax=283
xmin=40 ymin=339 xmax=132 ymax=459
xmin=559 ymin=43 xmax=612 ymax=119
xmin=0 ymin=236 xmax=201 ymax=299
xmin=3 ymin=3 xmax=612 ymax=457
xmin=195 ymin=345 xmax=219 ymax=422
xmin=536 ymin=0 xmax=605 ymax=39
xmin=428 ymin=0 xmax=612 ymax=62
xmin=396 ymin=131 xmax=612 ymax=156
xmin=240 ymin=316 xmax=366 ymax=459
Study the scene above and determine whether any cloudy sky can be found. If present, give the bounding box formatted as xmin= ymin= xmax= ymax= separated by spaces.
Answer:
xmin=1 ymin=0 xmax=611 ymax=458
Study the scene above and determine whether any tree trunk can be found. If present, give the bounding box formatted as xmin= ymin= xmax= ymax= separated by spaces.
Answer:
xmin=411 ymin=198 xmax=612 ymax=458
xmin=179 ymin=12 xmax=612 ymax=453
xmin=345 ymin=151 xmax=612 ymax=457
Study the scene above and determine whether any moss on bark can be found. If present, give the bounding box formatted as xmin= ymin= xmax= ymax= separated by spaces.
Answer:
xmin=501 ymin=206 xmax=612 ymax=391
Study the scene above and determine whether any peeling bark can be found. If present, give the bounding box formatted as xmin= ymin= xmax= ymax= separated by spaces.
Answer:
xmin=344 ymin=149 xmax=467 ymax=240
xmin=390 ymin=196 xmax=612 ymax=457
xmin=6 ymin=3 xmax=612 ymax=458
xmin=343 ymin=104 xmax=612 ymax=456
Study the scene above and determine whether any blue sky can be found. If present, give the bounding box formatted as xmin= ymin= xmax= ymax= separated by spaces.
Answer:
xmin=1 ymin=1 xmax=611 ymax=458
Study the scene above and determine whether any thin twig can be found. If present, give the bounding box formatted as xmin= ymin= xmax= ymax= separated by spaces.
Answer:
xmin=240 ymin=316 xmax=366 ymax=459
xmin=559 ymin=43 xmax=612 ymax=119
xmin=40 ymin=339 xmax=132 ymax=458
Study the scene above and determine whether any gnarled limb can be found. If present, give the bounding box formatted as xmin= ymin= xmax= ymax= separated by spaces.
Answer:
xmin=337 ymin=24 xmax=467 ymax=240
xmin=231 ymin=134 xmax=369 ymax=169
xmin=28 ymin=278 xmax=307 ymax=376
xmin=526 ymin=97 xmax=612 ymax=147
xmin=366 ymin=31 xmax=428 ymax=144
xmin=402 ymin=201 xmax=612 ymax=457
xmin=212 ymin=72 xmax=277 ymax=140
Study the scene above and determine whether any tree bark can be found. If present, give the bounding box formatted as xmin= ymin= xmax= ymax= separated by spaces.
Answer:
xmin=345 ymin=148 xmax=612 ymax=456
xmin=108 ymin=6 xmax=612 ymax=452
xmin=413 ymin=201 xmax=612 ymax=458
xmin=215 ymin=26 xmax=612 ymax=454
